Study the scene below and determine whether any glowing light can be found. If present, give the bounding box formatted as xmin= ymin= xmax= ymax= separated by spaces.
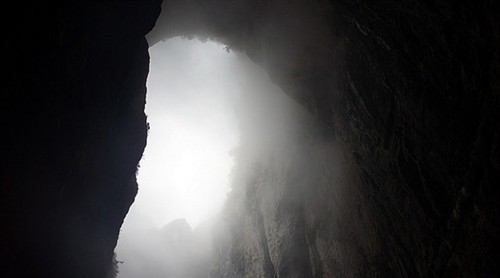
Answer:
xmin=128 ymin=37 xmax=239 ymax=228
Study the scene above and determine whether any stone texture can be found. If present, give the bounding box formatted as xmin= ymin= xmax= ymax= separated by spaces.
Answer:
xmin=2 ymin=1 xmax=499 ymax=277
xmin=151 ymin=1 xmax=500 ymax=277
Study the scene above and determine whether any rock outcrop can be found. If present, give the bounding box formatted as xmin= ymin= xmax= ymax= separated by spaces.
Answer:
xmin=2 ymin=1 xmax=498 ymax=277
xmin=3 ymin=2 xmax=160 ymax=277
xmin=151 ymin=1 xmax=500 ymax=277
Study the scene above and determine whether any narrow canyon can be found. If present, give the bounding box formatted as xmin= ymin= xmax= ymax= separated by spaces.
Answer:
xmin=2 ymin=1 xmax=499 ymax=277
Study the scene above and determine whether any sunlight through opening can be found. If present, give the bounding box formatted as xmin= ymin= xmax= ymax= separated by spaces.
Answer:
xmin=115 ymin=35 xmax=303 ymax=278
xmin=131 ymin=37 xmax=240 ymax=229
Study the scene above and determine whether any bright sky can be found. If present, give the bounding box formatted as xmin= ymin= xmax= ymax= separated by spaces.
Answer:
xmin=116 ymin=35 xmax=306 ymax=278
xmin=126 ymin=37 xmax=241 ymax=229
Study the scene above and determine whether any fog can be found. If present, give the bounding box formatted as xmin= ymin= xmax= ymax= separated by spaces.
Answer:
xmin=124 ymin=38 xmax=240 ymax=230
xmin=115 ymin=37 xmax=312 ymax=278
xmin=114 ymin=0 xmax=340 ymax=276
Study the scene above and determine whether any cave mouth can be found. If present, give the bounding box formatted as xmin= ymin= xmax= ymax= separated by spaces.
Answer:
xmin=125 ymin=37 xmax=240 ymax=230
xmin=116 ymin=37 xmax=240 ymax=277
xmin=115 ymin=36 xmax=302 ymax=278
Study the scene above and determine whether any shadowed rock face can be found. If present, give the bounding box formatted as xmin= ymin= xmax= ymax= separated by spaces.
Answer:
xmin=2 ymin=2 xmax=160 ymax=277
xmin=2 ymin=1 xmax=499 ymax=278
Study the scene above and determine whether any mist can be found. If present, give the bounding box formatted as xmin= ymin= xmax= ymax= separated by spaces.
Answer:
xmin=5 ymin=1 xmax=497 ymax=278
xmin=115 ymin=1 xmax=343 ymax=276
xmin=115 ymin=36 xmax=320 ymax=277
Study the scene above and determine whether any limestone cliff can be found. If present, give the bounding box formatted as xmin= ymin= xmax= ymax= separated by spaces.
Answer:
xmin=151 ymin=0 xmax=500 ymax=276
xmin=2 ymin=1 xmax=498 ymax=277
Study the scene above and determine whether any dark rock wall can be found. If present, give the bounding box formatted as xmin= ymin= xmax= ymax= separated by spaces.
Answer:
xmin=327 ymin=1 xmax=500 ymax=277
xmin=151 ymin=0 xmax=500 ymax=277
xmin=2 ymin=2 xmax=160 ymax=277
xmin=2 ymin=1 xmax=499 ymax=277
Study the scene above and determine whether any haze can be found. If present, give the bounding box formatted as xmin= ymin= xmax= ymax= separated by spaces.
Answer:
xmin=115 ymin=37 xmax=305 ymax=278
xmin=131 ymin=37 xmax=240 ymax=229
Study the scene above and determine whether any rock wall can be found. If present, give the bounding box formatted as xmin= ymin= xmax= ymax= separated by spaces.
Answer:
xmin=2 ymin=1 xmax=499 ymax=277
xmin=2 ymin=2 xmax=160 ymax=277
xmin=151 ymin=0 xmax=500 ymax=277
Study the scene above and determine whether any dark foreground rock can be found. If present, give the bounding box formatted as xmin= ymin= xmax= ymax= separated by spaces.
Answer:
xmin=2 ymin=1 xmax=499 ymax=277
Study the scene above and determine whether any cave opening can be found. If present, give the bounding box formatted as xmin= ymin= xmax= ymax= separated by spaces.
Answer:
xmin=124 ymin=37 xmax=239 ymax=230
xmin=115 ymin=36 xmax=304 ymax=278
xmin=3 ymin=2 xmax=499 ymax=278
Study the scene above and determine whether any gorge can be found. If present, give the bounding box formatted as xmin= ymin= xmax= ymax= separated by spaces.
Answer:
xmin=2 ymin=1 xmax=499 ymax=277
